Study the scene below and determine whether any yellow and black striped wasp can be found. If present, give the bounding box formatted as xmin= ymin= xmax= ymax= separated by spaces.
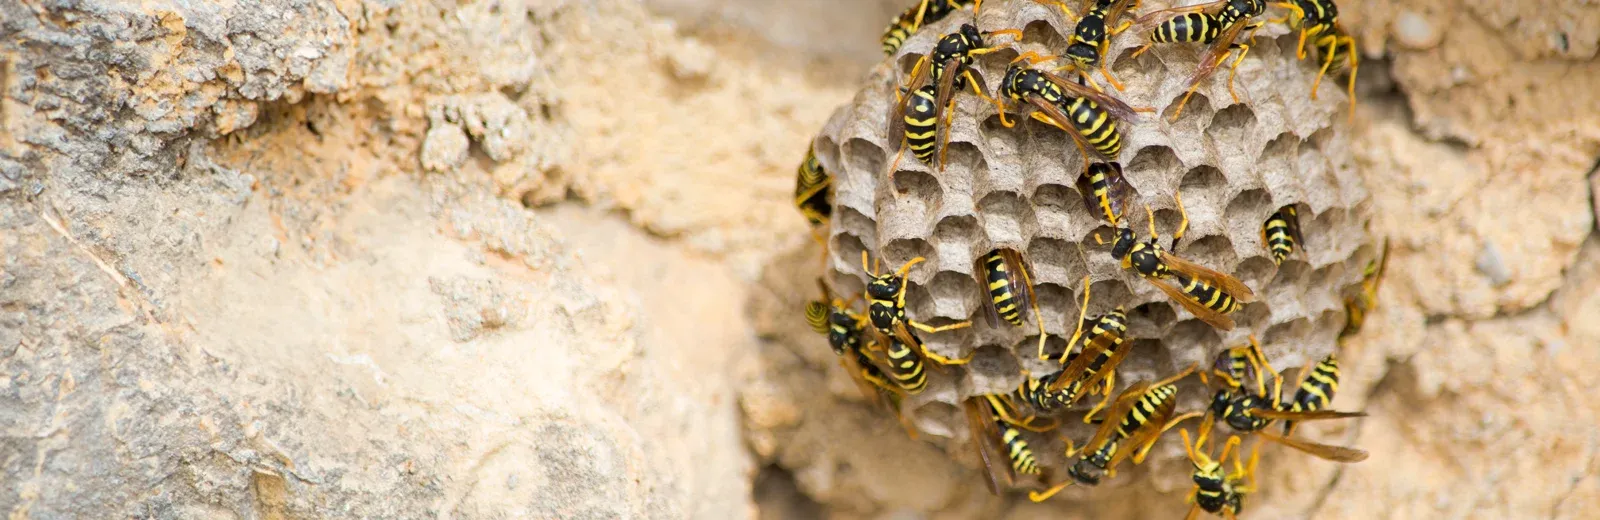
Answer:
xmin=1274 ymin=0 xmax=1338 ymax=59
xmin=1068 ymin=0 xmax=1142 ymax=91
xmin=976 ymin=248 xmax=1039 ymax=329
xmin=1047 ymin=0 xmax=1142 ymax=92
xmin=1029 ymin=365 xmax=1202 ymax=501
xmin=1262 ymin=205 xmax=1305 ymax=266
xmin=965 ymin=392 xmax=1058 ymax=495
xmin=888 ymin=23 xmax=1021 ymax=178
xmin=880 ymin=0 xmax=982 ymax=55
xmin=1279 ymin=353 xmax=1339 ymax=435
xmin=1204 ymin=337 xmax=1368 ymax=462
xmin=1341 ymin=239 xmax=1390 ymax=338
xmin=1078 ymin=162 xmax=1135 ymax=226
xmin=862 ymin=251 xmax=973 ymax=364
xmin=1022 ymin=276 xmax=1133 ymax=417
xmin=1179 ymin=416 xmax=1256 ymax=520
xmin=793 ymin=148 xmax=831 ymax=229
xmin=991 ymin=53 xmax=1148 ymax=162
xmin=1102 ymin=194 xmax=1257 ymax=330
xmin=1130 ymin=0 xmax=1268 ymax=120
xmin=806 ymin=280 xmax=921 ymax=435
xmin=1274 ymin=0 xmax=1358 ymax=117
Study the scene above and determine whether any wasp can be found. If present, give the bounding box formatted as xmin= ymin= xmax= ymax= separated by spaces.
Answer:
xmin=977 ymin=248 xmax=1038 ymax=328
xmin=807 ymin=281 xmax=921 ymax=435
xmin=1341 ymin=240 xmax=1390 ymax=338
xmin=887 ymin=24 xmax=1019 ymax=175
xmin=1280 ymin=353 xmax=1339 ymax=435
xmin=1130 ymin=0 xmax=1268 ymax=120
xmin=1042 ymin=0 xmax=1142 ymax=92
xmin=1026 ymin=278 xmax=1133 ymax=418
xmin=793 ymin=148 xmax=831 ymax=228
xmin=1212 ymin=343 xmax=1261 ymax=386
xmin=879 ymin=0 xmax=980 ymax=55
xmin=991 ymin=53 xmax=1147 ymax=162
xmin=805 ymin=282 xmax=892 ymax=392
xmin=1274 ymin=0 xmax=1358 ymax=116
xmin=1262 ymin=205 xmax=1305 ymax=266
xmin=1103 ymin=194 xmax=1257 ymax=330
xmin=1274 ymin=0 xmax=1338 ymax=58
xmin=1078 ymin=162 xmax=1135 ymax=226
xmin=1204 ymin=337 xmax=1369 ymax=462
xmin=1179 ymin=419 xmax=1256 ymax=520
xmin=1029 ymin=365 xmax=1202 ymax=501
xmin=863 ymin=251 xmax=973 ymax=364
xmin=965 ymin=393 xmax=1058 ymax=495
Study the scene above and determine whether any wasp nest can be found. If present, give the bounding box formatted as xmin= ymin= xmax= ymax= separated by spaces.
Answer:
xmin=809 ymin=0 xmax=1376 ymax=494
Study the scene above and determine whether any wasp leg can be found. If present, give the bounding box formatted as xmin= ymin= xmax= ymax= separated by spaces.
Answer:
xmin=913 ymin=336 xmax=975 ymax=364
xmin=1224 ymin=28 xmax=1260 ymax=104
xmin=1099 ymin=62 xmax=1127 ymax=92
xmin=1170 ymin=191 xmax=1190 ymax=250
xmin=1028 ymin=479 xmax=1074 ymax=502
xmin=1132 ymin=410 xmax=1204 ymax=464
xmin=911 ymin=0 xmax=933 ymax=32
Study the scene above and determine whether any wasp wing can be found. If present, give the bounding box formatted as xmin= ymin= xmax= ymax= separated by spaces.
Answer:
xmin=1104 ymin=0 xmax=1137 ymax=24
xmin=1046 ymin=333 xmax=1109 ymax=392
xmin=1024 ymin=95 xmax=1110 ymax=162
xmin=1104 ymin=387 xmax=1179 ymax=472
xmin=887 ymin=55 xmax=934 ymax=148
xmin=974 ymin=254 xmax=1005 ymax=329
xmin=839 ymin=351 xmax=888 ymax=407
xmin=1038 ymin=69 xmax=1141 ymax=120
xmin=1074 ymin=335 xmax=1134 ymax=403
xmin=1258 ymin=431 xmax=1370 ymax=462
xmin=1158 ymin=251 xmax=1257 ymax=302
xmin=1183 ymin=17 xmax=1250 ymax=95
xmin=1082 ymin=380 xmax=1154 ymax=452
xmin=1077 ymin=162 xmax=1133 ymax=225
xmin=1001 ymin=248 xmax=1037 ymax=325
xmin=1130 ymin=0 xmax=1228 ymax=33
xmin=1247 ymin=408 xmax=1367 ymax=421
xmin=1284 ymin=208 xmax=1308 ymax=260
xmin=1147 ymin=276 xmax=1238 ymax=330
xmin=965 ymin=396 xmax=1014 ymax=495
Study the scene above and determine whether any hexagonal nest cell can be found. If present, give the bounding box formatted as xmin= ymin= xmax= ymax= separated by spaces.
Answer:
xmin=810 ymin=0 xmax=1373 ymax=497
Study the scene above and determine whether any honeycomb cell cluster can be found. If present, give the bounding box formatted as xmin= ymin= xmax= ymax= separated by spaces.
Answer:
xmin=807 ymin=0 xmax=1377 ymax=492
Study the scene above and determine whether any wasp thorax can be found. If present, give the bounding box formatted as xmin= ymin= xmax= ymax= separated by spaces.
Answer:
xmin=1127 ymin=241 xmax=1163 ymax=277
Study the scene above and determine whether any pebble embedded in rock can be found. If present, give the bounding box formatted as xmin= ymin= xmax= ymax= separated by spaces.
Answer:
xmin=1477 ymin=240 xmax=1512 ymax=286
xmin=1395 ymin=11 xmax=1442 ymax=50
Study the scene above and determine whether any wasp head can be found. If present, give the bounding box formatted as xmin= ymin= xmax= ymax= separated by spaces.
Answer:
xmin=959 ymin=23 xmax=983 ymax=48
xmin=1109 ymin=227 xmax=1137 ymax=260
xmin=1209 ymin=388 xmax=1233 ymax=417
xmin=1068 ymin=458 xmax=1103 ymax=485
xmin=1064 ymin=42 xmax=1099 ymax=66
xmin=1192 ymin=458 xmax=1224 ymax=488
xmin=866 ymin=274 xmax=901 ymax=300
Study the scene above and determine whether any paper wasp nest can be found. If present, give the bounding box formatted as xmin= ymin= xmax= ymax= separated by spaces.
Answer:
xmin=810 ymin=0 xmax=1376 ymax=494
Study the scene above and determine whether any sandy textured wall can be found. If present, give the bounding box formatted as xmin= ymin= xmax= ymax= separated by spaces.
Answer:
xmin=1 ymin=0 xmax=1597 ymax=518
